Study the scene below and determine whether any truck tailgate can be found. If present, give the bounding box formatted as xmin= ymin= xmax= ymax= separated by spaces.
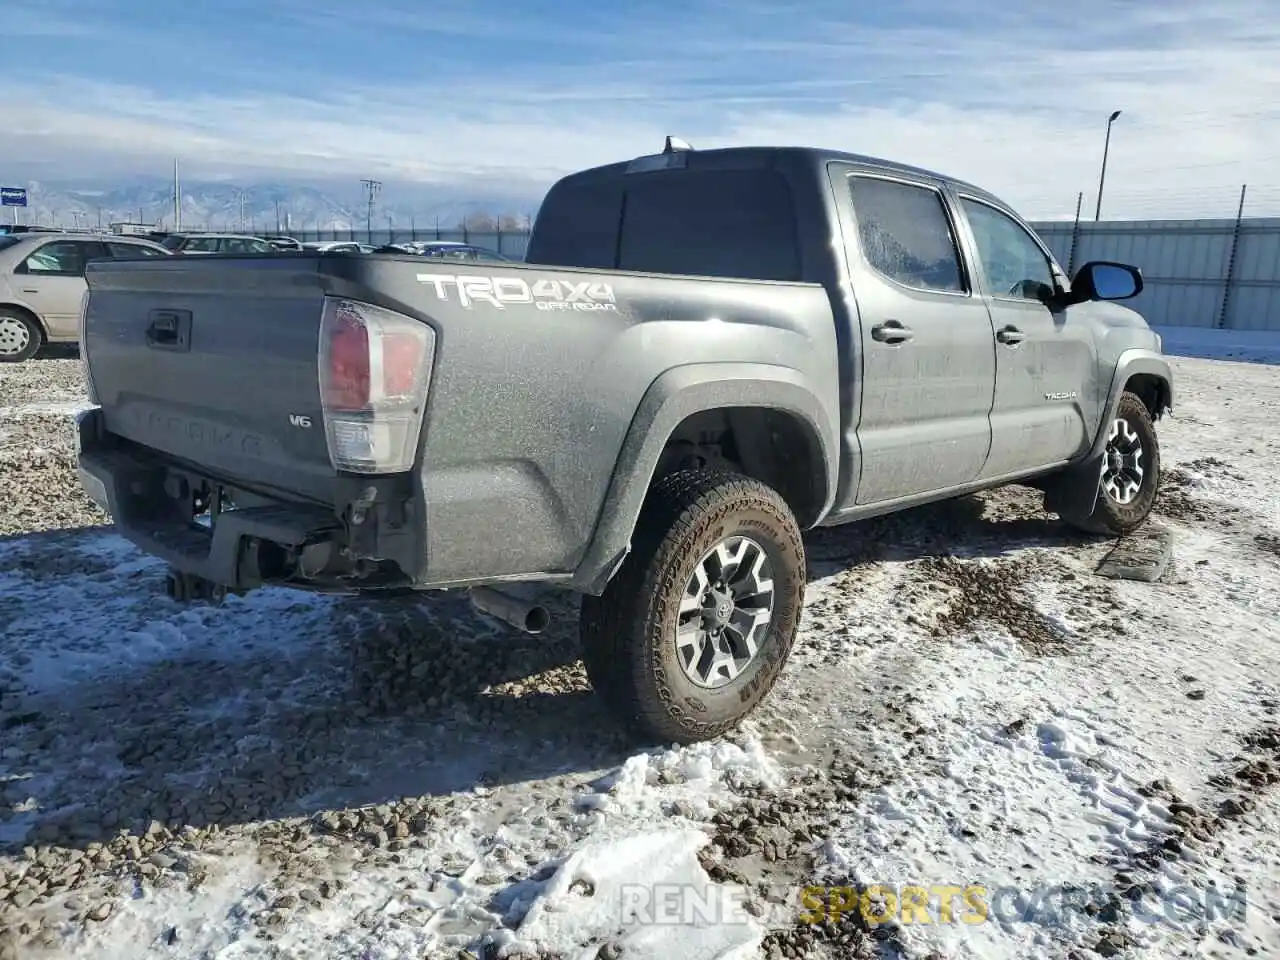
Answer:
xmin=82 ymin=255 xmax=334 ymax=502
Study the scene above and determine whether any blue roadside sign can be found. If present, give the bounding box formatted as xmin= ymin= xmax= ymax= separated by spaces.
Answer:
xmin=1 ymin=187 xmax=28 ymax=207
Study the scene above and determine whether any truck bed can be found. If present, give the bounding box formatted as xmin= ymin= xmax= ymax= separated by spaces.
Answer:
xmin=78 ymin=252 xmax=838 ymax=591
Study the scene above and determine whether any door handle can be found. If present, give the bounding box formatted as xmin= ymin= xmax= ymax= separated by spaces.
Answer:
xmin=871 ymin=320 xmax=914 ymax=344
xmin=21 ymin=289 xmax=38 ymax=294
xmin=997 ymin=325 xmax=1026 ymax=346
xmin=146 ymin=309 xmax=192 ymax=351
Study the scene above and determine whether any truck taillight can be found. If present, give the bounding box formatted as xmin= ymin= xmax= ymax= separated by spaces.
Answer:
xmin=318 ymin=297 xmax=435 ymax=474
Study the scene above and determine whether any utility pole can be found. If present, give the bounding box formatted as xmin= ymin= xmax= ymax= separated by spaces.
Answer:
xmin=275 ymin=200 xmax=281 ymax=234
xmin=1095 ymin=109 xmax=1122 ymax=222
xmin=173 ymin=157 xmax=182 ymax=232
xmin=1067 ymin=191 xmax=1084 ymax=275
xmin=360 ymin=178 xmax=382 ymax=240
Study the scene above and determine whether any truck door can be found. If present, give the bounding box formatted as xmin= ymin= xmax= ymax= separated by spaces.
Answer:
xmin=836 ymin=171 xmax=996 ymax=506
xmin=952 ymin=195 xmax=1096 ymax=476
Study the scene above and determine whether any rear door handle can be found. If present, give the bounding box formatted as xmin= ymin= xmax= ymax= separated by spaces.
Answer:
xmin=871 ymin=320 xmax=914 ymax=344
xmin=996 ymin=325 xmax=1027 ymax=346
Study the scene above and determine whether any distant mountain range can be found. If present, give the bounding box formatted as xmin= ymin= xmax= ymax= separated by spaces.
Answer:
xmin=0 ymin=177 xmax=542 ymax=233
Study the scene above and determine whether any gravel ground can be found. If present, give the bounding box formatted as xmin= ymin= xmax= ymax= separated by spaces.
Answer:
xmin=0 ymin=351 xmax=101 ymax=538
xmin=1 ymin=351 xmax=1278 ymax=959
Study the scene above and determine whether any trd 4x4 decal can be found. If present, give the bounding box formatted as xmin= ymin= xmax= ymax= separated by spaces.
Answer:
xmin=416 ymin=274 xmax=618 ymax=312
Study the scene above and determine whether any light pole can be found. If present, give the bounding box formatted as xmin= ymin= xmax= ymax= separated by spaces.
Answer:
xmin=1095 ymin=109 xmax=1122 ymax=222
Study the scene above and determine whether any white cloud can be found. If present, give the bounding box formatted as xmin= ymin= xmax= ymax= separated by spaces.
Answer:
xmin=2 ymin=0 xmax=1278 ymax=219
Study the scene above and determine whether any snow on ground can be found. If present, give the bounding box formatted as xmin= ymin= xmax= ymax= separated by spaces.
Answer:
xmin=2 ymin=335 xmax=1280 ymax=959
xmin=1155 ymin=327 xmax=1280 ymax=365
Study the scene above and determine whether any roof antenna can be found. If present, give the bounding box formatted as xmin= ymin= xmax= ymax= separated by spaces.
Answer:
xmin=663 ymin=136 xmax=693 ymax=154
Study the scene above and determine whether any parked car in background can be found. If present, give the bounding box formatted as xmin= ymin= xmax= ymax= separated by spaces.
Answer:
xmin=0 ymin=225 xmax=67 ymax=235
xmin=373 ymin=240 xmax=513 ymax=261
xmin=301 ymin=241 xmax=365 ymax=254
xmin=421 ymin=241 xmax=513 ymax=261
xmin=160 ymin=233 xmax=275 ymax=255
xmin=266 ymin=236 xmax=304 ymax=251
xmin=0 ymin=232 xmax=169 ymax=361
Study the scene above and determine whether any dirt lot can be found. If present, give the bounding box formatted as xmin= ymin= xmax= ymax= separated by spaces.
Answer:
xmin=1 ymin=352 xmax=1278 ymax=960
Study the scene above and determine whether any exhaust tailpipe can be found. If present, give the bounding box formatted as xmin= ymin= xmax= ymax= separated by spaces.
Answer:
xmin=469 ymin=584 xmax=551 ymax=635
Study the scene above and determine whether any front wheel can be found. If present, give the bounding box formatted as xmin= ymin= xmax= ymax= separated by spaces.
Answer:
xmin=579 ymin=470 xmax=807 ymax=744
xmin=1063 ymin=390 xmax=1161 ymax=535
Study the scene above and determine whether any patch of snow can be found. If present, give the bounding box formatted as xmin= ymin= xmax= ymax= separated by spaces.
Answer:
xmin=0 ymin=399 xmax=96 ymax=417
xmin=1155 ymin=326 xmax=1280 ymax=365
xmin=0 ymin=532 xmax=333 ymax=699
xmin=507 ymin=829 xmax=762 ymax=959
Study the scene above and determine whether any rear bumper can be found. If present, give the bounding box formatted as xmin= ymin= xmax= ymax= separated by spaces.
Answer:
xmin=76 ymin=407 xmax=347 ymax=591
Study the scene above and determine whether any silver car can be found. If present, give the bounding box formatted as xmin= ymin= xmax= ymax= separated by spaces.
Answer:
xmin=0 ymin=232 xmax=170 ymax=362
xmin=159 ymin=233 xmax=275 ymax=255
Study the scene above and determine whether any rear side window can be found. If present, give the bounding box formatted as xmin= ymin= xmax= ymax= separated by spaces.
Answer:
xmin=847 ymin=176 xmax=965 ymax=294
xmin=183 ymin=236 xmax=220 ymax=252
xmin=618 ymin=169 xmax=800 ymax=281
xmin=21 ymin=240 xmax=90 ymax=276
xmin=528 ymin=167 xmax=801 ymax=281
xmin=106 ymin=242 xmax=165 ymax=258
xmin=527 ymin=180 xmax=624 ymax=269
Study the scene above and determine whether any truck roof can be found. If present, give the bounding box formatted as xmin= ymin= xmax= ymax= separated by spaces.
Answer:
xmin=552 ymin=144 xmax=1005 ymax=208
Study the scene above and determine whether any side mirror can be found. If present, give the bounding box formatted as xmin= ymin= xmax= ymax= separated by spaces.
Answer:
xmin=1071 ymin=261 xmax=1143 ymax=302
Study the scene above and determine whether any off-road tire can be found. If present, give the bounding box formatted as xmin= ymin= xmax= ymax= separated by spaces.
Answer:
xmin=1062 ymin=390 xmax=1161 ymax=536
xmin=579 ymin=469 xmax=806 ymax=744
xmin=0 ymin=308 xmax=43 ymax=363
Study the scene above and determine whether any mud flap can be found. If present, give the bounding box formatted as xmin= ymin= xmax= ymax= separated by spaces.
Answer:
xmin=1042 ymin=450 xmax=1105 ymax=524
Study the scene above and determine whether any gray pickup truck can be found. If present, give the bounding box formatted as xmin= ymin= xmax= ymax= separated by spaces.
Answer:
xmin=75 ymin=141 xmax=1172 ymax=744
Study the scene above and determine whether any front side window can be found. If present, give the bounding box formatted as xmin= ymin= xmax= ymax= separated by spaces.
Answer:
xmin=847 ymin=176 xmax=965 ymax=294
xmin=21 ymin=240 xmax=90 ymax=275
xmin=960 ymin=198 xmax=1056 ymax=302
xmin=183 ymin=236 xmax=220 ymax=252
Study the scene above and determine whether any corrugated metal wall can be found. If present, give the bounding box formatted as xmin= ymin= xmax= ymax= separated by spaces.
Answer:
xmin=1030 ymin=218 xmax=1280 ymax=331
xmin=284 ymin=216 xmax=1280 ymax=331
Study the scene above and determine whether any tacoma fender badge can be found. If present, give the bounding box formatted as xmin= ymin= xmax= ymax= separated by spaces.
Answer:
xmin=1044 ymin=391 xmax=1078 ymax=401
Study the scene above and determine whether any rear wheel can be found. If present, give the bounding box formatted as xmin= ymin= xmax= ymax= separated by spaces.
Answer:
xmin=579 ymin=469 xmax=806 ymax=744
xmin=0 ymin=309 xmax=42 ymax=363
xmin=1061 ymin=390 xmax=1161 ymax=535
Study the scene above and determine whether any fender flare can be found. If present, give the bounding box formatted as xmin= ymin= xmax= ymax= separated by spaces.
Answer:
xmin=1047 ymin=349 xmax=1174 ymax=520
xmin=1088 ymin=349 xmax=1174 ymax=459
xmin=569 ymin=362 xmax=839 ymax=594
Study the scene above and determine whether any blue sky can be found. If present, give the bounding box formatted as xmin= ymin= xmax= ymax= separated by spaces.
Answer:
xmin=2 ymin=0 xmax=1278 ymax=217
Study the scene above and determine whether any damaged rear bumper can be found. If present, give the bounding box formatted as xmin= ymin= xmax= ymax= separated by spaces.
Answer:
xmin=74 ymin=407 xmax=392 ymax=592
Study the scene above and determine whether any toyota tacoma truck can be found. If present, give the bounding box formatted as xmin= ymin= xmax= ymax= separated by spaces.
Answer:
xmin=75 ymin=140 xmax=1172 ymax=744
